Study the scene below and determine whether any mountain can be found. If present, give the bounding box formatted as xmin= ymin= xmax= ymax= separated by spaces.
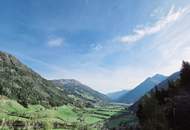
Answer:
xmin=131 ymin=72 xmax=180 ymax=111
xmin=52 ymin=79 xmax=110 ymax=106
xmin=0 ymin=51 xmax=73 ymax=107
xmin=154 ymin=72 xmax=180 ymax=90
xmin=117 ymin=74 xmax=167 ymax=104
xmin=134 ymin=62 xmax=190 ymax=130
xmin=107 ymin=90 xmax=129 ymax=101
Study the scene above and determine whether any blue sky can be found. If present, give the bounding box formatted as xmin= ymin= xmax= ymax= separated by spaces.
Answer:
xmin=0 ymin=0 xmax=190 ymax=93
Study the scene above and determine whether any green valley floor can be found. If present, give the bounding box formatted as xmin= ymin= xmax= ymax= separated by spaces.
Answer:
xmin=0 ymin=97 xmax=127 ymax=130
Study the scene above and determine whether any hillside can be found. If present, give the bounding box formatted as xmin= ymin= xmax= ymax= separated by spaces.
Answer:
xmin=117 ymin=74 xmax=166 ymax=104
xmin=135 ymin=61 xmax=190 ymax=130
xmin=107 ymin=90 xmax=129 ymax=101
xmin=0 ymin=51 xmax=73 ymax=107
xmin=52 ymin=79 xmax=110 ymax=106
xmin=104 ymin=62 xmax=190 ymax=130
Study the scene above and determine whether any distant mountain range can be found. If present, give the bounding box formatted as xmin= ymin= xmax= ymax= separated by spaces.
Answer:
xmin=0 ymin=51 xmax=109 ymax=107
xmin=131 ymin=72 xmax=180 ymax=111
xmin=107 ymin=90 xmax=129 ymax=101
xmin=116 ymin=74 xmax=167 ymax=104
xmin=52 ymin=79 xmax=110 ymax=106
xmin=153 ymin=72 xmax=180 ymax=90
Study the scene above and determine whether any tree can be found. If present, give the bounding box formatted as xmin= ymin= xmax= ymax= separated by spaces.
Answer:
xmin=0 ymin=84 xmax=3 ymax=95
xmin=17 ymin=88 xmax=28 ymax=108
xmin=137 ymin=94 xmax=169 ymax=130
xmin=136 ymin=103 xmax=144 ymax=125
xmin=180 ymin=61 xmax=190 ymax=86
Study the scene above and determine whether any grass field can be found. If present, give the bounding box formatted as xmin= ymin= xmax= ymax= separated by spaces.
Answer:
xmin=0 ymin=98 xmax=125 ymax=130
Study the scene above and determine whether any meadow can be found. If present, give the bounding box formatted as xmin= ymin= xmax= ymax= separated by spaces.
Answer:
xmin=0 ymin=98 xmax=125 ymax=130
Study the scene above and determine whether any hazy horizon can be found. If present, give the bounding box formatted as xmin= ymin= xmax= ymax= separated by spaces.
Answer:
xmin=0 ymin=0 xmax=190 ymax=93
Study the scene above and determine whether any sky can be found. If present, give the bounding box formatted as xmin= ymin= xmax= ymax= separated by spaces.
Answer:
xmin=0 ymin=0 xmax=190 ymax=93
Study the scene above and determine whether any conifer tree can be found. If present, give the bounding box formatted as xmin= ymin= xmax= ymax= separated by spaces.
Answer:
xmin=180 ymin=61 xmax=190 ymax=86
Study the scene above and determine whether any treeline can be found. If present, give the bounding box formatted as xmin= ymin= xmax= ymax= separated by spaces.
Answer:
xmin=137 ymin=61 xmax=190 ymax=130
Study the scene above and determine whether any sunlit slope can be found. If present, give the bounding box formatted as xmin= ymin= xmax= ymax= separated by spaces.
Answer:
xmin=52 ymin=79 xmax=110 ymax=106
xmin=0 ymin=51 xmax=76 ymax=107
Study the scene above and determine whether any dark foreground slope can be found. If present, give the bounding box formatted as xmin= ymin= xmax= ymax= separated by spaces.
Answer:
xmin=135 ymin=61 xmax=190 ymax=130
xmin=0 ymin=51 xmax=72 ymax=107
xmin=52 ymin=79 xmax=110 ymax=106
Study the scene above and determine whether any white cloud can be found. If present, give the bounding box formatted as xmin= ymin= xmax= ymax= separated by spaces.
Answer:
xmin=47 ymin=37 xmax=64 ymax=47
xmin=119 ymin=6 xmax=189 ymax=44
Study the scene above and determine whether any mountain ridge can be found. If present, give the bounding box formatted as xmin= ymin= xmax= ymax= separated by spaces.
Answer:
xmin=51 ymin=79 xmax=110 ymax=106
xmin=130 ymin=71 xmax=180 ymax=111
xmin=117 ymin=74 xmax=167 ymax=104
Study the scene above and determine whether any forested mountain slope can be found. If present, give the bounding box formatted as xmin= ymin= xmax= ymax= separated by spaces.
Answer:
xmin=0 ymin=51 xmax=73 ymax=107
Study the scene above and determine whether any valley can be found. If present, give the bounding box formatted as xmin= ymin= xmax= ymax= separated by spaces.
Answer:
xmin=1 ymin=51 xmax=190 ymax=130
xmin=1 ymin=1 xmax=190 ymax=130
xmin=0 ymin=96 xmax=126 ymax=130
xmin=0 ymin=51 xmax=134 ymax=130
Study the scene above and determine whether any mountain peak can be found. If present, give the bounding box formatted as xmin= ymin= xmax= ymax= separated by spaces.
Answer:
xmin=152 ymin=74 xmax=166 ymax=79
xmin=151 ymin=74 xmax=167 ymax=84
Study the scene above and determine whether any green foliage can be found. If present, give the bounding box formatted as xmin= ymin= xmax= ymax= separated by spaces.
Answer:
xmin=0 ymin=52 xmax=74 ymax=107
xmin=43 ymin=121 xmax=53 ymax=130
xmin=0 ymin=98 xmax=122 ymax=130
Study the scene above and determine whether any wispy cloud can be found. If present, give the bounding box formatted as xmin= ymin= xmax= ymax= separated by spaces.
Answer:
xmin=90 ymin=43 xmax=103 ymax=51
xmin=118 ymin=6 xmax=189 ymax=44
xmin=47 ymin=37 xmax=64 ymax=47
